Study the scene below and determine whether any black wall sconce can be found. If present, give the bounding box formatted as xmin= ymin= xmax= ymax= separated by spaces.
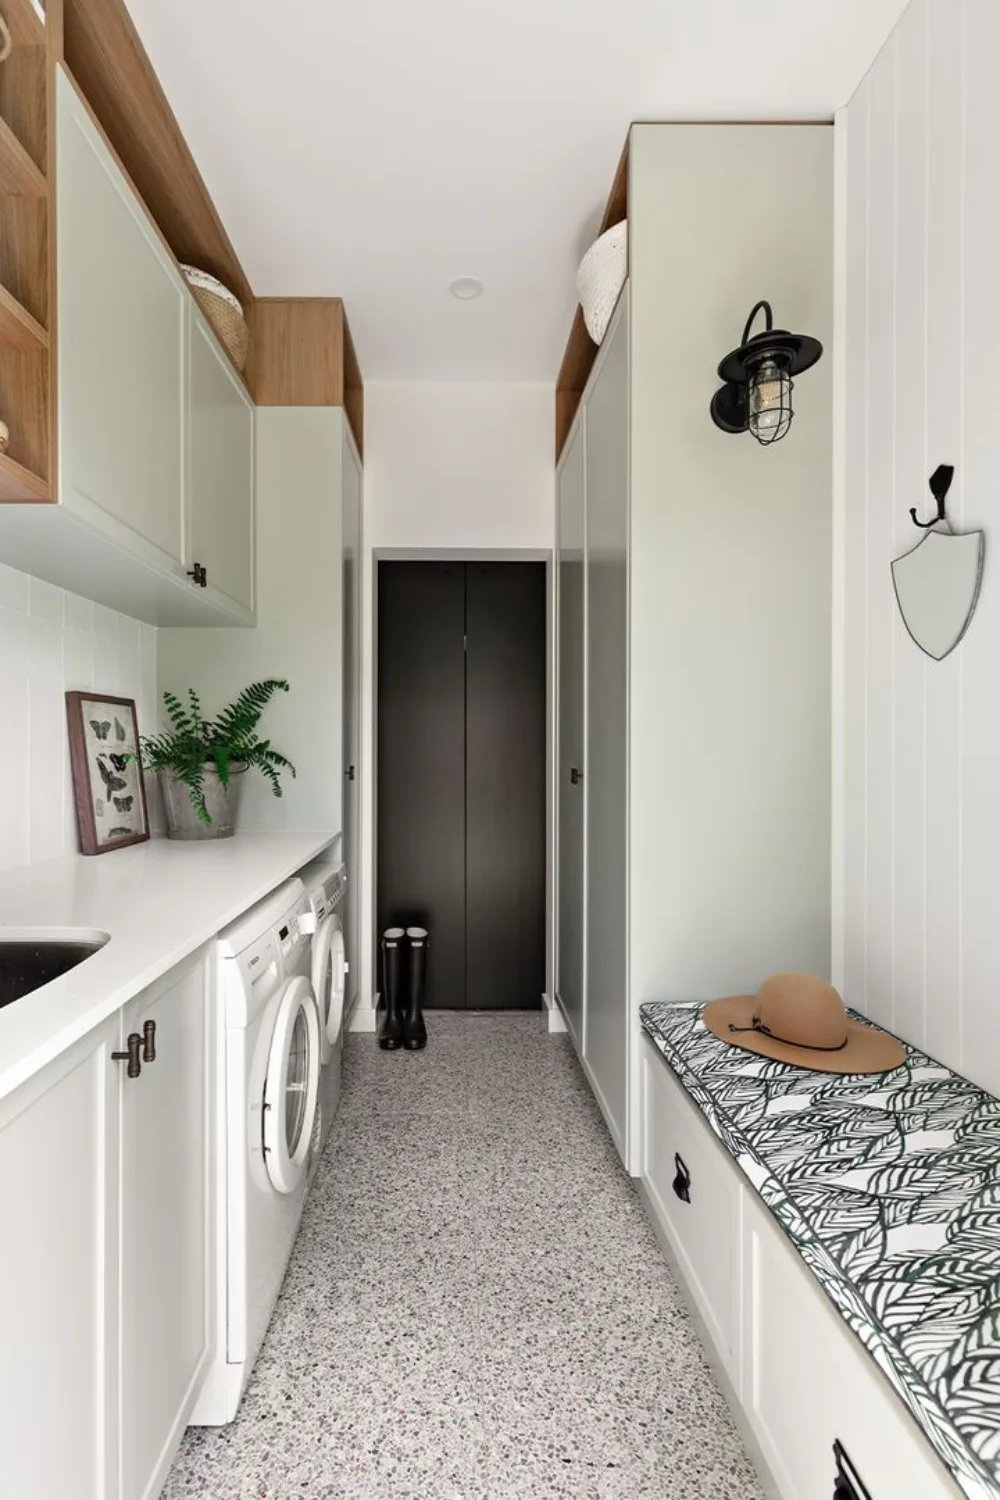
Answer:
xmin=710 ymin=300 xmax=823 ymax=445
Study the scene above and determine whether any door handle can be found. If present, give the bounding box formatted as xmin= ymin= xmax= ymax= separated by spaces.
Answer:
xmin=112 ymin=1032 xmax=142 ymax=1079
xmin=672 ymin=1153 xmax=691 ymax=1204
xmin=346 ymin=766 xmax=356 ymax=780
xmin=570 ymin=767 xmax=582 ymax=785
xmin=142 ymin=1019 xmax=157 ymax=1064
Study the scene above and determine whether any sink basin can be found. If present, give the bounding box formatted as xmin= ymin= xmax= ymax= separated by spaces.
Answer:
xmin=0 ymin=928 xmax=110 ymax=1009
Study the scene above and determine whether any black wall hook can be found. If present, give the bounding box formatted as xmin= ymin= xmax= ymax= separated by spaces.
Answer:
xmin=910 ymin=464 xmax=955 ymax=529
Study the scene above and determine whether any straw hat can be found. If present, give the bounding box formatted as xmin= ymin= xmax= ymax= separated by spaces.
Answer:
xmin=702 ymin=973 xmax=906 ymax=1075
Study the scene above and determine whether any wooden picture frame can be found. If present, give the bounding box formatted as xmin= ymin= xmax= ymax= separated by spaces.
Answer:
xmin=66 ymin=692 xmax=150 ymax=856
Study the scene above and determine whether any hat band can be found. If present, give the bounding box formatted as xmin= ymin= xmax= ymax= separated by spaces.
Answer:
xmin=728 ymin=1016 xmax=848 ymax=1054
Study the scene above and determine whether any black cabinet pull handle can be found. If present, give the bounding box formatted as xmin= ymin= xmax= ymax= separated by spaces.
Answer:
xmin=570 ymin=767 xmax=582 ymax=785
xmin=346 ymin=766 xmax=356 ymax=781
xmin=187 ymin=562 xmax=208 ymax=588
xmin=672 ymin=1153 xmax=691 ymax=1203
xmin=112 ymin=1032 xmax=142 ymax=1079
xmin=142 ymin=1019 xmax=157 ymax=1064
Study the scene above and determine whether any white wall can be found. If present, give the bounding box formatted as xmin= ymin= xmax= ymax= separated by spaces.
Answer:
xmin=354 ymin=381 xmax=555 ymax=1024
xmin=838 ymin=0 xmax=1000 ymax=1094
xmin=158 ymin=408 xmax=344 ymax=834
xmin=364 ymin=381 xmax=554 ymax=551
xmin=0 ymin=563 xmax=159 ymax=871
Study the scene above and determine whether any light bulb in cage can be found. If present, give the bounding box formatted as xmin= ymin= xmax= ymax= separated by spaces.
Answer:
xmin=710 ymin=301 xmax=822 ymax=446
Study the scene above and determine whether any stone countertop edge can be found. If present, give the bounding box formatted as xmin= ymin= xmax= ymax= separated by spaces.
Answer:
xmin=639 ymin=1003 xmax=998 ymax=1500
xmin=0 ymin=831 xmax=338 ymax=1106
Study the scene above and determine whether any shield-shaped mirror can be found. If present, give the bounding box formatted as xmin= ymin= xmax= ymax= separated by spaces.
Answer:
xmin=891 ymin=528 xmax=984 ymax=661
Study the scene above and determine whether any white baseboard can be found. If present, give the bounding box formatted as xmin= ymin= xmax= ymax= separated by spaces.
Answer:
xmin=349 ymin=1000 xmax=377 ymax=1034
xmin=543 ymin=994 xmax=567 ymax=1033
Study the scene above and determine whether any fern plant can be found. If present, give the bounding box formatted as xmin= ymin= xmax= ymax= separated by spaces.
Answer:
xmin=140 ymin=680 xmax=296 ymax=825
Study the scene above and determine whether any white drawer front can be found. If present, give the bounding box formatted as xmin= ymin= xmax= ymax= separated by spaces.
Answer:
xmin=641 ymin=1036 xmax=742 ymax=1388
xmin=744 ymin=1193 xmax=962 ymax=1500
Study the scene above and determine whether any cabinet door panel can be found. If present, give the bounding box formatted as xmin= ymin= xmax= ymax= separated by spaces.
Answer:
xmin=744 ymin=1194 xmax=961 ymax=1500
xmin=557 ymin=416 xmax=586 ymax=1046
xmin=56 ymin=69 xmax=185 ymax=570
xmin=188 ymin=310 xmax=255 ymax=615
xmin=120 ymin=956 xmax=211 ymax=1500
xmin=584 ymin=291 xmax=629 ymax=1153
xmin=342 ymin=432 xmax=362 ymax=1018
xmin=0 ymin=1020 xmax=118 ymax=1500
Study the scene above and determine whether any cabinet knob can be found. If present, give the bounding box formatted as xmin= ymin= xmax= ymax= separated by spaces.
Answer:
xmin=346 ymin=766 xmax=356 ymax=781
xmin=672 ymin=1153 xmax=691 ymax=1204
xmin=112 ymin=1032 xmax=142 ymax=1079
xmin=142 ymin=1018 xmax=157 ymax=1064
xmin=187 ymin=562 xmax=208 ymax=588
xmin=570 ymin=767 xmax=583 ymax=785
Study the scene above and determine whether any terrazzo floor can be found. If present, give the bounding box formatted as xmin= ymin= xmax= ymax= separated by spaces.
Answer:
xmin=163 ymin=1012 xmax=766 ymax=1500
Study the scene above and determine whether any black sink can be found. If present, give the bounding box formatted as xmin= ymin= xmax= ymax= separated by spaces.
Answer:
xmin=0 ymin=931 xmax=109 ymax=1009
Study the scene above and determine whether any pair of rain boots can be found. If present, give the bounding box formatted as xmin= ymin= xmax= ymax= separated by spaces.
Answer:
xmin=378 ymin=926 xmax=428 ymax=1051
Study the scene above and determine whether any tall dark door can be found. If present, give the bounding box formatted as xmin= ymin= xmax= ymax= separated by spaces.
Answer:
xmin=377 ymin=561 xmax=546 ymax=1010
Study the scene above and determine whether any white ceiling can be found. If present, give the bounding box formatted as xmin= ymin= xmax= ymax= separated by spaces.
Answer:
xmin=124 ymin=0 xmax=907 ymax=381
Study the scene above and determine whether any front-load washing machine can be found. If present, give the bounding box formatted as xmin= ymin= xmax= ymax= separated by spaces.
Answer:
xmin=298 ymin=857 xmax=348 ymax=1154
xmin=192 ymin=877 xmax=321 ymax=1426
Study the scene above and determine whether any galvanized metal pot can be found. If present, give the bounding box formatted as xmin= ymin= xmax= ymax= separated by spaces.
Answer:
xmin=160 ymin=762 xmax=248 ymax=841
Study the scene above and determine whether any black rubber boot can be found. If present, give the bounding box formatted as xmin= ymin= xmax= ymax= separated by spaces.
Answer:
xmin=402 ymin=927 xmax=428 ymax=1050
xmin=378 ymin=928 xmax=405 ymax=1050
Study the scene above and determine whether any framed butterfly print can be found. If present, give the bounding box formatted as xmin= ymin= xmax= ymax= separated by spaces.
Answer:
xmin=66 ymin=693 xmax=150 ymax=855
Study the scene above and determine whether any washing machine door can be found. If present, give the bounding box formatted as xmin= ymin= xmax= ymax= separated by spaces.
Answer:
xmin=314 ymin=915 xmax=346 ymax=1049
xmin=262 ymin=975 xmax=320 ymax=1195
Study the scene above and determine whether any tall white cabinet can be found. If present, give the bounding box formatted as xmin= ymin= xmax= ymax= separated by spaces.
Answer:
xmin=555 ymin=124 xmax=834 ymax=1171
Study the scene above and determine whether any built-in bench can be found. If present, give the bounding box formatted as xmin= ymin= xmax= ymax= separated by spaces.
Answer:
xmin=639 ymin=1001 xmax=1000 ymax=1500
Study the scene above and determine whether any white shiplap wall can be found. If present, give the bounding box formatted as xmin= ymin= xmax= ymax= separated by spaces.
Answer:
xmin=0 ymin=563 xmax=159 ymax=871
xmin=839 ymin=0 xmax=1000 ymax=1095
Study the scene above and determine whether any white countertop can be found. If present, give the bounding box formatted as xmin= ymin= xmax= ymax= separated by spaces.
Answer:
xmin=0 ymin=831 xmax=338 ymax=1104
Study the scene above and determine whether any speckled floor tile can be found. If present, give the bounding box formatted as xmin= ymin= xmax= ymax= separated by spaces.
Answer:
xmin=162 ymin=1012 xmax=765 ymax=1500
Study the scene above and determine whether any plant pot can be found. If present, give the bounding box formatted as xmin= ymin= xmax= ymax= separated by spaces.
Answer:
xmin=159 ymin=763 xmax=248 ymax=841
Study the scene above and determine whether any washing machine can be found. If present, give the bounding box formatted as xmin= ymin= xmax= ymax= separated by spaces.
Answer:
xmin=298 ymin=857 xmax=348 ymax=1154
xmin=192 ymin=877 xmax=321 ymax=1426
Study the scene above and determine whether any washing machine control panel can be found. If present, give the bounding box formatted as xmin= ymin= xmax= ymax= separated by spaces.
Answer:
xmin=311 ymin=865 xmax=347 ymax=922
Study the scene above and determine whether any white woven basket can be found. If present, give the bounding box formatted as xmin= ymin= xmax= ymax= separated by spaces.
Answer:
xmin=576 ymin=221 xmax=628 ymax=345
xmin=181 ymin=265 xmax=250 ymax=371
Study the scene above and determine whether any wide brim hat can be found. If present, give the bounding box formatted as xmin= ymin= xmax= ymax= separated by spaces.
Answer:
xmin=702 ymin=972 xmax=906 ymax=1075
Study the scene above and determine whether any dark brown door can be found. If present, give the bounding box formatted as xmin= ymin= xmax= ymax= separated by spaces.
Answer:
xmin=376 ymin=560 xmax=545 ymax=1010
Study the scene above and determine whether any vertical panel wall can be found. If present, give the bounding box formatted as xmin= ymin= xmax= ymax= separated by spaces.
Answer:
xmin=838 ymin=0 xmax=1000 ymax=1095
xmin=628 ymin=124 xmax=834 ymax=1165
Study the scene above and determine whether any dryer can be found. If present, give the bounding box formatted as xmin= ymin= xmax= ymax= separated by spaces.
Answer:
xmin=192 ymin=878 xmax=321 ymax=1426
xmin=298 ymin=857 xmax=348 ymax=1153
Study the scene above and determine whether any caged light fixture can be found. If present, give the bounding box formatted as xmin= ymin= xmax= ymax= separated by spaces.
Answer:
xmin=710 ymin=300 xmax=823 ymax=446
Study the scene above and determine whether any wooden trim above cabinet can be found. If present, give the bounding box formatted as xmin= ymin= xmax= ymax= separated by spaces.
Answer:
xmin=254 ymin=298 xmax=364 ymax=457
xmin=555 ymin=135 xmax=629 ymax=460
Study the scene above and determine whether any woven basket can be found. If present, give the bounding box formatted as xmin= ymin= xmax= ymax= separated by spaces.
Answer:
xmin=576 ymin=221 xmax=628 ymax=345
xmin=181 ymin=266 xmax=250 ymax=372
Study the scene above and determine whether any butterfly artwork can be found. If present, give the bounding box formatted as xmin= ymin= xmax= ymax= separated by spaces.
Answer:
xmin=66 ymin=693 xmax=149 ymax=856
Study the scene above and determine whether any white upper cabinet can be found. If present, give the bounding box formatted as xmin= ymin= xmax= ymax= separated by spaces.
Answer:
xmin=56 ymin=68 xmax=186 ymax=575
xmin=187 ymin=306 xmax=255 ymax=618
xmin=0 ymin=66 xmax=258 ymax=627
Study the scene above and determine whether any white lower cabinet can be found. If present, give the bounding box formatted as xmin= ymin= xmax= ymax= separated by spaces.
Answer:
xmin=0 ymin=1017 xmax=120 ymax=1500
xmin=0 ymin=951 xmax=213 ymax=1500
xmin=641 ymin=1037 xmax=962 ymax=1500
xmin=119 ymin=956 xmax=213 ymax=1500
xmin=641 ymin=1038 xmax=742 ymax=1390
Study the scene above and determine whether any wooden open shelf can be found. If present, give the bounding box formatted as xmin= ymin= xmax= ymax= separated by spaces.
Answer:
xmin=0 ymin=449 xmax=50 ymax=501
xmin=254 ymin=298 xmax=365 ymax=456
xmin=0 ymin=282 xmax=46 ymax=348
xmin=3 ymin=0 xmax=45 ymax=48
xmin=0 ymin=114 xmax=46 ymax=195
xmin=555 ymin=138 xmax=629 ymax=461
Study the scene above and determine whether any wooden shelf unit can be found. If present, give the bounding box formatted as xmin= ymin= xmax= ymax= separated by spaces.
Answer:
xmin=3 ymin=0 xmax=45 ymax=48
xmin=555 ymin=138 xmax=629 ymax=460
xmin=254 ymin=298 xmax=365 ymax=457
